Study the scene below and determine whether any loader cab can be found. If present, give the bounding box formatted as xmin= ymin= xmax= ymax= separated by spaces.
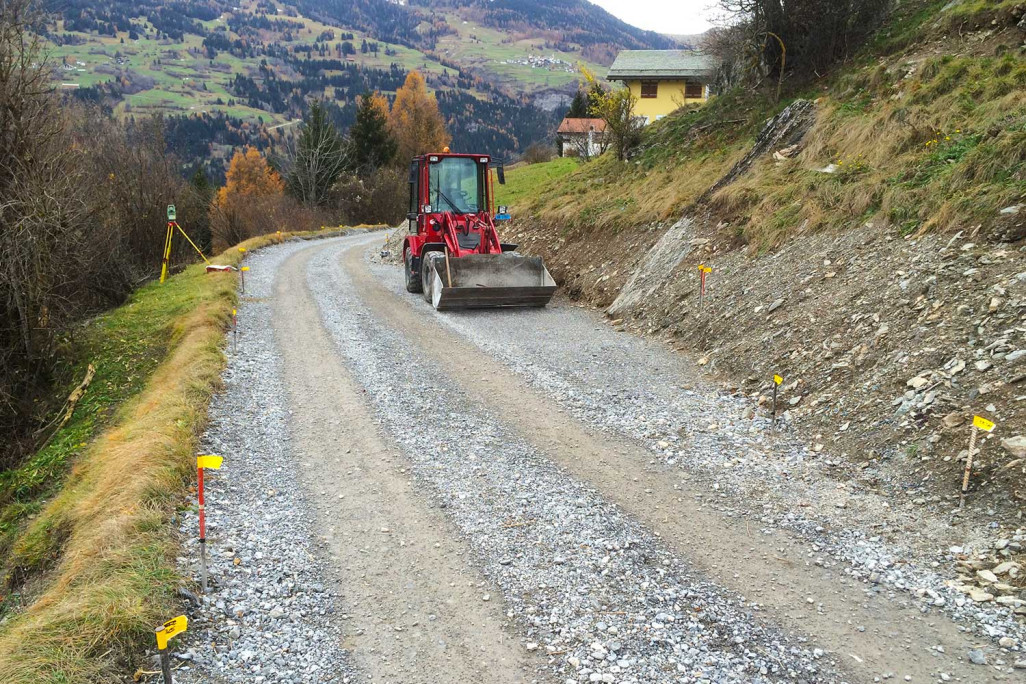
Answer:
xmin=407 ymin=153 xmax=499 ymax=232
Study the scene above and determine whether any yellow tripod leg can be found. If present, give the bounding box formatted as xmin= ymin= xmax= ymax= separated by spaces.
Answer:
xmin=160 ymin=223 xmax=173 ymax=283
xmin=173 ymin=222 xmax=210 ymax=265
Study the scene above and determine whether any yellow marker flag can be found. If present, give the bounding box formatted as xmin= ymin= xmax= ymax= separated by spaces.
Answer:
xmin=241 ymin=266 xmax=250 ymax=272
xmin=972 ymin=415 xmax=995 ymax=432
xmin=773 ymin=374 xmax=783 ymax=385
xmin=155 ymin=615 xmax=187 ymax=650
xmin=196 ymin=455 xmax=223 ymax=470
xmin=238 ymin=247 xmax=246 ymax=253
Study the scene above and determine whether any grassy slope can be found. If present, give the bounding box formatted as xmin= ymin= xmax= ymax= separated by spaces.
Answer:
xmin=0 ymin=231 xmax=307 ymax=683
xmin=505 ymin=1 xmax=1026 ymax=253
xmin=496 ymin=157 xmax=580 ymax=208
xmin=433 ymin=14 xmax=608 ymax=90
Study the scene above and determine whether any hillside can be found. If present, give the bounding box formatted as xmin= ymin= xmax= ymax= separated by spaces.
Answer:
xmin=44 ymin=0 xmax=673 ymax=175
xmin=500 ymin=0 xmax=1026 ymax=529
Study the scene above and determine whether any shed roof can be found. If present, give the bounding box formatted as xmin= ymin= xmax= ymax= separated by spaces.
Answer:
xmin=556 ymin=118 xmax=606 ymax=134
xmin=606 ymin=50 xmax=718 ymax=81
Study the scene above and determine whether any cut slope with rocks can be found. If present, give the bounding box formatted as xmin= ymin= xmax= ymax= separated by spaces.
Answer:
xmin=501 ymin=18 xmax=1026 ymax=586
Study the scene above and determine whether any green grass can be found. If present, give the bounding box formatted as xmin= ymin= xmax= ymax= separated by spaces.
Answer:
xmin=0 ymin=248 xmax=241 ymax=682
xmin=497 ymin=158 xmax=581 ymax=209
xmin=0 ymin=229 xmax=348 ymax=683
xmin=0 ymin=266 xmax=222 ymax=572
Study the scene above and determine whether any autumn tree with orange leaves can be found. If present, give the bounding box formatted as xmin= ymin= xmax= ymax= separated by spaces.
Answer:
xmin=210 ymin=147 xmax=287 ymax=249
xmin=388 ymin=71 xmax=450 ymax=163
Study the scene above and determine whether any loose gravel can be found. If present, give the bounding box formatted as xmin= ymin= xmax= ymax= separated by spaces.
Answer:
xmin=364 ymin=254 xmax=1026 ymax=653
xmin=166 ymin=232 xmax=1024 ymax=684
xmin=174 ymin=237 xmax=357 ymax=684
xmin=308 ymin=241 xmax=837 ymax=684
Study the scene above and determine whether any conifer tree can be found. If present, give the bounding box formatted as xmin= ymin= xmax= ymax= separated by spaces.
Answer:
xmin=349 ymin=92 xmax=397 ymax=174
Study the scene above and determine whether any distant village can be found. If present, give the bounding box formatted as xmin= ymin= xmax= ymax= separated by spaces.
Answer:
xmin=501 ymin=54 xmax=575 ymax=72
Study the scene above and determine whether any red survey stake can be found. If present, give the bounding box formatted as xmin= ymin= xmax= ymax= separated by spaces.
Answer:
xmin=196 ymin=454 xmax=223 ymax=593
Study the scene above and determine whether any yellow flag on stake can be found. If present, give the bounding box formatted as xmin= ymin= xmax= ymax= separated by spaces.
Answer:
xmin=773 ymin=375 xmax=783 ymax=385
xmin=196 ymin=455 xmax=223 ymax=470
xmin=972 ymin=415 xmax=995 ymax=432
xmin=155 ymin=615 xmax=187 ymax=650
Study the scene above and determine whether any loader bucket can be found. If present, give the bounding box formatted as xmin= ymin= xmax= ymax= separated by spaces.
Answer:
xmin=428 ymin=253 xmax=556 ymax=310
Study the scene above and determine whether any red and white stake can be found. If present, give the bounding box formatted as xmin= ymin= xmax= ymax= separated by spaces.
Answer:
xmin=198 ymin=465 xmax=207 ymax=592
xmin=698 ymin=265 xmax=711 ymax=310
xmin=195 ymin=455 xmax=223 ymax=593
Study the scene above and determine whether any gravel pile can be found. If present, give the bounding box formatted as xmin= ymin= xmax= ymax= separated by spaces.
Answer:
xmin=308 ymin=242 xmax=836 ymax=684
xmin=174 ymin=237 xmax=356 ymax=684
xmin=363 ymin=263 xmax=1026 ymax=652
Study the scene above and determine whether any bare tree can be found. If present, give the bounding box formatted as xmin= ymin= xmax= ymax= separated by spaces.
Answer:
xmin=566 ymin=124 xmax=609 ymax=161
xmin=710 ymin=0 xmax=890 ymax=88
xmin=0 ymin=0 xmax=197 ymax=465
xmin=278 ymin=101 xmax=351 ymax=206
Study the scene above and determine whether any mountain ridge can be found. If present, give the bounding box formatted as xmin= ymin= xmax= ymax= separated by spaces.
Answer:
xmin=47 ymin=0 xmax=673 ymax=175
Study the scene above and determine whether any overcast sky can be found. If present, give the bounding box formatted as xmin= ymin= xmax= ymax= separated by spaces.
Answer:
xmin=590 ymin=0 xmax=718 ymax=36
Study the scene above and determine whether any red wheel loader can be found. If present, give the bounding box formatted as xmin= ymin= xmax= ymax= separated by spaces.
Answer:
xmin=402 ymin=150 xmax=556 ymax=310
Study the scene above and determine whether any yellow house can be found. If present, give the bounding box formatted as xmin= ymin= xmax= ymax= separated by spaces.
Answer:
xmin=606 ymin=50 xmax=718 ymax=124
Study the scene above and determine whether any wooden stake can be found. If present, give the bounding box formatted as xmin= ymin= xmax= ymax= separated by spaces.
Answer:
xmin=444 ymin=249 xmax=453 ymax=288
xmin=154 ymin=615 xmax=187 ymax=684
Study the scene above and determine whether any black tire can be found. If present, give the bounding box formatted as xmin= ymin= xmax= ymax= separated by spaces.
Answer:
xmin=405 ymin=250 xmax=422 ymax=293
xmin=421 ymin=253 xmax=435 ymax=304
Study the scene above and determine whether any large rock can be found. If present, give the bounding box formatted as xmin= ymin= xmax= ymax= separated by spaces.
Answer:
xmin=1001 ymin=435 xmax=1026 ymax=459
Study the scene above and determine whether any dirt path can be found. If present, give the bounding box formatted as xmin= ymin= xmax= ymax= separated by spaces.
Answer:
xmin=272 ymin=246 xmax=544 ymax=683
xmin=337 ymin=237 xmax=1017 ymax=683
xmin=182 ymin=232 xmax=1023 ymax=684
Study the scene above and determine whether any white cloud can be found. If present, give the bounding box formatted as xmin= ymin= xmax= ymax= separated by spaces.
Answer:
xmin=590 ymin=0 xmax=717 ymax=36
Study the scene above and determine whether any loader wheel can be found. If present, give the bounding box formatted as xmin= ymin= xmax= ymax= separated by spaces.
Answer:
xmin=405 ymin=250 xmax=422 ymax=293
xmin=421 ymin=253 xmax=436 ymax=304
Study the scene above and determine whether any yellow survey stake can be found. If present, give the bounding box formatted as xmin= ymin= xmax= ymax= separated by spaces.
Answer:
xmin=773 ymin=374 xmax=783 ymax=385
xmin=196 ymin=455 xmax=223 ymax=470
xmin=155 ymin=615 xmax=187 ymax=650
xmin=972 ymin=415 xmax=995 ymax=432
xmin=241 ymin=266 xmax=250 ymax=272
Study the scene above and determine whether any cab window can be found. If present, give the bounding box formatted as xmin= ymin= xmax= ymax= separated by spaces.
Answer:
xmin=428 ymin=157 xmax=483 ymax=214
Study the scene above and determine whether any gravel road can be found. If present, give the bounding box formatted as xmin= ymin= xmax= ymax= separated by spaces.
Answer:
xmin=171 ymin=232 xmax=1026 ymax=683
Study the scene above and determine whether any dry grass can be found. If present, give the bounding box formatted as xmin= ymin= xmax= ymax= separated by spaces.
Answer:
xmin=520 ymin=145 xmax=744 ymax=234
xmin=0 ymin=229 xmax=322 ymax=683
xmin=710 ymin=53 xmax=1026 ymax=251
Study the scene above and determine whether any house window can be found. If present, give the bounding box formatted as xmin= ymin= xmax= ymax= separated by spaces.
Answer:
xmin=640 ymin=81 xmax=658 ymax=98
xmin=685 ymin=81 xmax=705 ymax=99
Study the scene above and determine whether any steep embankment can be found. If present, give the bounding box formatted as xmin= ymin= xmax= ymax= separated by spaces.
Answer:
xmin=0 ymin=229 xmax=358 ymax=683
xmin=502 ymin=2 xmax=1026 ymax=541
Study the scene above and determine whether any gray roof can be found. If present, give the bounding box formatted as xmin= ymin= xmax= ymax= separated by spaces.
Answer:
xmin=606 ymin=50 xmax=718 ymax=81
